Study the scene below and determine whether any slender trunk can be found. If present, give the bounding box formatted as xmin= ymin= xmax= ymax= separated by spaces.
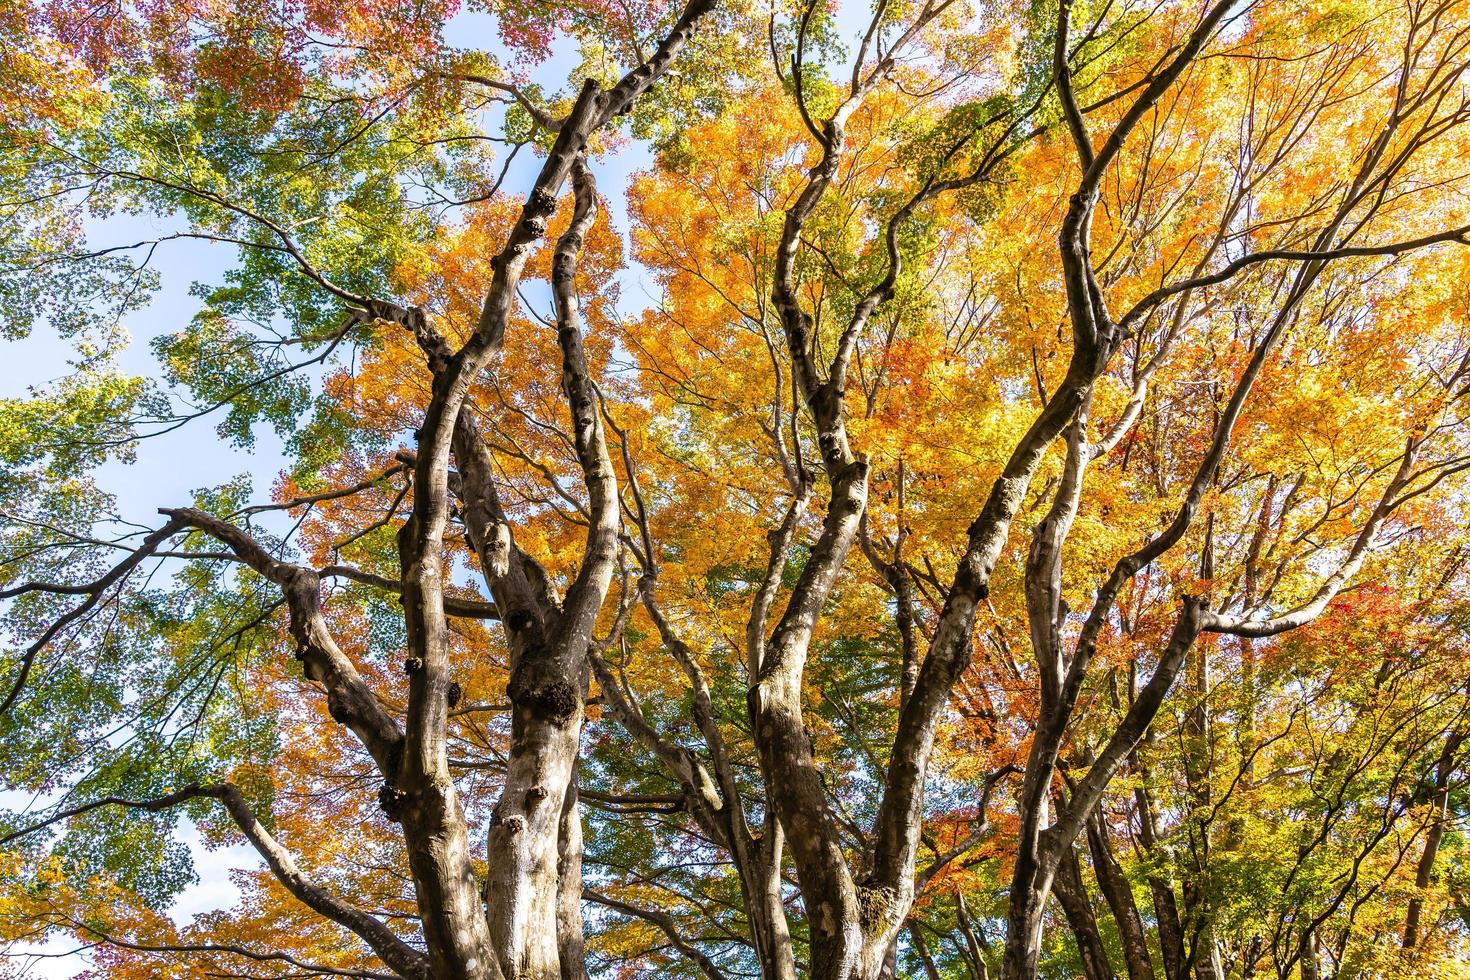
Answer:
xmin=1134 ymin=776 xmax=1187 ymax=980
xmin=956 ymin=890 xmax=994 ymax=980
xmin=1150 ymin=877 xmax=1188 ymax=980
xmin=557 ymin=764 xmax=587 ymax=980
xmin=1003 ymin=403 xmax=1093 ymax=980
xmin=910 ymin=924 xmax=943 ymax=980
xmin=747 ymin=815 xmax=798 ymax=980
xmin=1087 ymin=810 xmax=1155 ymax=980
xmin=748 ymin=457 xmax=870 ymax=979
xmin=396 ymin=513 xmax=502 ymax=980
xmin=1003 ymin=604 xmax=1204 ymax=979
xmin=1299 ymin=929 xmax=1320 ymax=980
xmin=1000 ymin=793 xmax=1057 ymax=980
xmin=1181 ymin=635 xmax=1220 ymax=980
xmin=1403 ymin=799 xmax=1449 ymax=950
xmin=1240 ymin=936 xmax=1263 ymax=979
xmin=1051 ymin=844 xmax=1114 ymax=980
xmin=1404 ymin=732 xmax=1464 ymax=948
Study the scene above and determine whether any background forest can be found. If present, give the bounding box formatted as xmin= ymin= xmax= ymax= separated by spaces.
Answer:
xmin=3 ymin=0 xmax=1470 ymax=977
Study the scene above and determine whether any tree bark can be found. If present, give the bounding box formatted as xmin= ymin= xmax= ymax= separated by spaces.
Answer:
xmin=557 ymin=777 xmax=588 ymax=980
xmin=475 ymin=157 xmax=617 ymax=980
xmin=1404 ymin=731 xmax=1465 ymax=949
xmin=1002 ymin=603 xmax=1206 ymax=979
xmin=1133 ymin=773 xmax=1187 ymax=980
xmin=954 ymin=892 xmax=994 ymax=980
xmin=1052 ymin=844 xmax=1115 ymax=980
xmin=1180 ymin=626 xmax=1220 ymax=980
xmin=1086 ymin=810 xmax=1154 ymax=980
xmin=910 ymin=924 xmax=943 ymax=980
xmin=1299 ymin=929 xmax=1320 ymax=980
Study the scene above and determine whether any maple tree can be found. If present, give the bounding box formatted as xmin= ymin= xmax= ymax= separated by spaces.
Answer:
xmin=4 ymin=0 xmax=1470 ymax=977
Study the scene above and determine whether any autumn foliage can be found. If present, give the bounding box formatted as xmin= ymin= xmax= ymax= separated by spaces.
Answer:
xmin=3 ymin=0 xmax=1470 ymax=977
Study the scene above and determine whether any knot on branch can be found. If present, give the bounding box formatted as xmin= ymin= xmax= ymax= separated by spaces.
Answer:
xmin=516 ymin=678 xmax=580 ymax=725
xmin=295 ymin=645 xmax=324 ymax=683
xmin=508 ymin=658 xmax=580 ymax=725
xmin=403 ymin=656 xmax=425 ymax=675
xmin=1182 ymin=593 xmax=1211 ymax=617
xmin=378 ymin=783 xmax=409 ymax=822
xmin=490 ymin=811 xmax=525 ymax=835
xmin=447 ymin=681 xmax=463 ymax=708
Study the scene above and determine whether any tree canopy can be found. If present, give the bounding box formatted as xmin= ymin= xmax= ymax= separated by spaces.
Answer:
xmin=3 ymin=0 xmax=1470 ymax=977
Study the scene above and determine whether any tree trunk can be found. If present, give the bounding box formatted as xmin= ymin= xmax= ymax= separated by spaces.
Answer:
xmin=396 ymin=514 xmax=503 ymax=980
xmin=999 ymin=818 xmax=1056 ymax=980
xmin=475 ymin=156 xmax=617 ymax=980
xmin=1299 ymin=929 xmax=1320 ymax=980
xmin=1404 ymin=731 xmax=1464 ymax=949
xmin=748 ymin=816 xmax=799 ymax=980
xmin=1052 ymin=844 xmax=1114 ymax=980
xmin=910 ymin=924 xmax=944 ymax=980
xmin=955 ymin=890 xmax=994 ymax=980
xmin=1134 ymin=759 xmax=1187 ymax=980
xmin=1181 ymin=631 xmax=1221 ymax=980
xmin=1087 ymin=810 xmax=1155 ymax=980
xmin=557 ymin=769 xmax=587 ymax=980
xmin=747 ymin=458 xmax=871 ymax=979
xmin=877 ymin=935 xmax=900 ymax=980
xmin=1148 ymin=878 xmax=1188 ymax=980
xmin=485 ymin=663 xmax=586 ymax=979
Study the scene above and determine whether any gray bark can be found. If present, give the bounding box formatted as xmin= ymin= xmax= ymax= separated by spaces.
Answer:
xmin=1052 ymin=844 xmax=1114 ymax=980
xmin=1086 ymin=810 xmax=1155 ymax=980
xmin=1404 ymin=732 xmax=1465 ymax=949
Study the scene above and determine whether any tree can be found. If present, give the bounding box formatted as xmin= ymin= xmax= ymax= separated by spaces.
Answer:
xmin=3 ymin=0 xmax=1470 ymax=977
